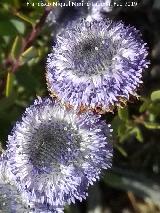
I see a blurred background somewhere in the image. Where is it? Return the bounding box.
[0,0,160,212]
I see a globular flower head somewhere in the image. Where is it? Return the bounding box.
[0,153,56,213]
[0,156,37,213]
[0,179,30,213]
[46,2,88,37]
[46,18,149,113]
[6,98,113,211]
[87,0,112,22]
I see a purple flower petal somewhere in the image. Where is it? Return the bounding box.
[46,18,149,112]
[6,97,113,210]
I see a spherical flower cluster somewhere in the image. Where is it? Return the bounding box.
[0,4,150,212]
[6,98,113,211]
[0,153,54,212]
[46,18,149,113]
[87,0,112,22]
[0,179,29,213]
[0,155,41,213]
[46,1,87,36]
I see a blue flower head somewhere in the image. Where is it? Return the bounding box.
[46,18,149,113]
[0,155,38,213]
[0,179,29,213]
[6,98,113,211]
[87,0,112,22]
[0,153,57,212]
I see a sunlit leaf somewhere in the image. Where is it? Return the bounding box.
[20,46,38,65]
[5,72,14,97]
[15,12,34,26]
[118,107,128,121]
[151,90,160,101]
[10,36,22,59]
[144,122,160,130]
[139,99,150,113]
[132,127,143,143]
[118,124,126,137]
[104,167,160,206]
[115,144,128,157]
[0,21,17,35]
[10,19,25,35]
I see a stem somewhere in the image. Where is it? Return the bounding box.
[1,6,52,96]
[22,6,51,52]
[14,6,51,73]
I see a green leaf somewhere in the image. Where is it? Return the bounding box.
[20,47,38,65]
[115,144,128,157]
[15,12,34,26]
[144,122,160,130]
[2,35,10,44]
[10,36,22,59]
[104,167,160,206]
[0,18,25,36]
[10,19,25,35]
[118,125,136,143]
[149,103,160,116]
[0,95,15,112]
[16,66,39,92]
[139,100,150,113]
[132,127,143,143]
[118,124,126,137]
[5,72,14,97]
[111,116,124,138]
[148,113,155,122]
[118,107,128,121]
[151,90,160,101]
[0,21,18,36]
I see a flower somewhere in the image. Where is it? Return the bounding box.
[0,179,30,213]
[0,155,36,213]
[0,153,56,212]
[46,18,149,113]
[6,98,113,210]
[46,1,88,37]
[87,0,112,22]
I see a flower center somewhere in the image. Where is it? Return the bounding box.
[28,120,82,173]
[71,36,117,77]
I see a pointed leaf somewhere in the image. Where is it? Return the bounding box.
[5,72,14,97]
[15,12,34,26]
[10,19,25,35]
[151,90,160,101]
[118,107,128,121]
[20,47,37,65]
[10,36,22,59]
